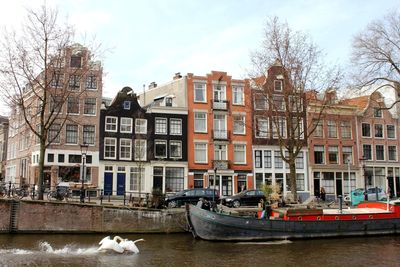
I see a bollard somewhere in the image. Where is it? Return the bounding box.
[32,184,36,200]
[338,195,343,213]
[8,181,11,197]
[100,189,103,205]
[88,192,91,202]
[375,186,379,201]
[108,192,111,202]
[123,192,126,206]
[129,193,132,204]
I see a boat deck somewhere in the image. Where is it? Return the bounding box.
[323,207,391,215]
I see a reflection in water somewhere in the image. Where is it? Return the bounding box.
[0,233,399,266]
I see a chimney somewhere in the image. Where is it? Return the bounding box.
[173,72,182,80]
[149,82,157,89]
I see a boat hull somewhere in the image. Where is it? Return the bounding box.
[187,204,400,241]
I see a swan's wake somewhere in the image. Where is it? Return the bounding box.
[0,241,99,255]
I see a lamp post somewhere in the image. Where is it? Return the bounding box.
[347,158,351,203]
[213,167,217,204]
[359,155,367,201]
[80,142,89,203]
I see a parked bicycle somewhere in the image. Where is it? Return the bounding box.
[0,182,28,199]
[47,182,71,201]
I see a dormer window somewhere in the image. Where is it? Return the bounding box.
[123,101,131,110]
[274,80,283,91]
[373,108,382,118]
[166,97,173,107]
[70,56,82,68]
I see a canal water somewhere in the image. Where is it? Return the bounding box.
[0,233,399,267]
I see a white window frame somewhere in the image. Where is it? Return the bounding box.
[194,142,208,163]
[105,116,118,132]
[233,114,245,135]
[388,145,397,161]
[134,139,147,161]
[256,118,269,138]
[234,144,246,164]
[194,83,207,103]
[154,140,167,159]
[119,138,132,160]
[123,101,131,110]
[374,124,384,138]
[135,118,147,134]
[274,80,283,91]
[170,140,182,159]
[120,117,133,133]
[376,144,385,161]
[194,112,207,133]
[232,86,244,105]
[104,137,117,159]
[83,98,96,115]
[66,124,78,144]
[272,117,286,139]
[387,125,396,139]
[155,117,168,135]
[214,144,227,161]
[170,118,182,135]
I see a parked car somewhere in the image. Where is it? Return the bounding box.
[165,188,220,208]
[344,187,387,204]
[220,189,266,208]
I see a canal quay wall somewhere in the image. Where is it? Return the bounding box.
[0,199,187,234]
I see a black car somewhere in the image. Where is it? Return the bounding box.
[165,188,220,208]
[220,189,266,208]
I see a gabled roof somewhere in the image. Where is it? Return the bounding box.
[340,95,369,109]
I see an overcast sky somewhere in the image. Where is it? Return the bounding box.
[1,0,399,115]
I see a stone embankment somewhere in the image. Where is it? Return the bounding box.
[0,199,187,234]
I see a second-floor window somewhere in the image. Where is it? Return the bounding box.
[341,121,351,139]
[327,121,337,138]
[155,140,167,158]
[84,98,96,115]
[387,125,396,139]
[233,115,245,134]
[86,75,97,89]
[314,145,325,164]
[254,94,268,110]
[254,150,262,168]
[363,144,372,160]
[328,146,338,164]
[232,86,244,105]
[194,83,206,102]
[83,125,95,145]
[313,120,323,137]
[234,144,246,164]
[170,141,182,159]
[69,75,80,90]
[120,117,133,133]
[135,119,147,134]
[361,123,371,137]
[104,138,116,159]
[155,118,167,134]
[67,97,79,114]
[194,142,207,163]
[389,146,397,161]
[213,84,226,102]
[48,124,61,144]
[66,124,78,144]
[272,117,286,139]
[256,118,268,138]
[170,119,182,135]
[134,139,147,161]
[194,112,207,133]
[214,144,227,161]
[105,116,117,132]
[374,124,383,138]
[376,145,385,160]
[342,146,353,164]
[119,139,132,160]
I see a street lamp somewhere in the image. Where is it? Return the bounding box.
[359,155,367,201]
[80,142,89,203]
[347,158,351,203]
[213,168,217,204]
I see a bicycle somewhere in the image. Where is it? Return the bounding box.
[47,184,71,201]
[0,182,27,199]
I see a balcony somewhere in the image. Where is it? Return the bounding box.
[213,160,230,170]
[212,130,230,140]
[212,99,229,111]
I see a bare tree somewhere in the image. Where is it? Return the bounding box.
[250,17,341,202]
[351,10,400,106]
[0,5,101,199]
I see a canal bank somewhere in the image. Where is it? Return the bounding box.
[0,199,187,234]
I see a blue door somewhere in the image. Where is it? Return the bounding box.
[104,172,113,196]
[117,173,126,196]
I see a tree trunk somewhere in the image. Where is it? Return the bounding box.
[289,161,298,203]
[38,138,46,200]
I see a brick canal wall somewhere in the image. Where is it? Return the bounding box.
[0,199,186,234]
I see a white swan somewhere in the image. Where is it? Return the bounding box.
[119,238,145,254]
[98,236,124,253]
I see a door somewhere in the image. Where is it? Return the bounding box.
[314,179,320,198]
[104,172,113,196]
[388,176,394,198]
[222,176,232,196]
[336,179,342,197]
[117,173,126,196]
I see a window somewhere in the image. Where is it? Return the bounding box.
[48,124,61,144]
[374,124,383,138]
[327,121,337,138]
[129,167,145,191]
[295,152,304,169]
[363,144,372,160]
[233,115,245,134]
[166,167,184,192]
[374,108,382,118]
[313,120,323,137]
[155,118,167,134]
[58,154,65,163]
[66,124,78,144]
[273,95,285,110]
[165,97,173,106]
[83,125,95,144]
[254,150,262,168]
[119,139,132,160]
[254,94,267,110]
[49,96,63,114]
[105,116,117,132]
[272,117,286,138]
[47,153,54,163]
[234,144,246,164]
[213,84,226,102]
[214,145,227,160]
[194,112,207,133]
[84,98,96,115]
[194,142,207,163]
[170,119,182,135]
[314,145,325,164]
[296,173,305,191]
[135,119,147,134]
[274,151,283,168]
[68,155,82,163]
[264,150,272,168]
[194,173,204,188]
[86,75,97,89]
[51,72,63,88]
[328,146,338,164]
[120,117,133,133]
[342,146,353,164]
[155,140,167,158]
[232,86,244,105]
[387,125,396,139]
[289,95,303,111]
[291,117,304,139]
[104,138,117,159]
[70,56,82,68]
[376,145,384,160]
[389,146,397,161]
[123,101,131,110]
[67,97,79,114]
[274,80,283,91]
[256,118,268,138]
[69,75,80,90]
[134,139,147,161]
[341,121,351,139]
[194,83,206,102]
[362,123,371,137]
[170,141,182,158]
